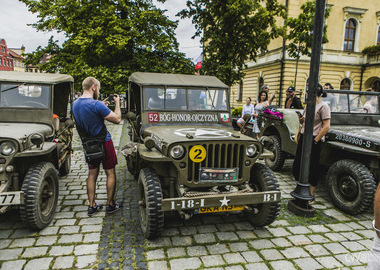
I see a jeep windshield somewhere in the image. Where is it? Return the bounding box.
[144,87,228,111]
[323,90,379,114]
[0,83,50,109]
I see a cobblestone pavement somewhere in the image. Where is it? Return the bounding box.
[0,121,376,269]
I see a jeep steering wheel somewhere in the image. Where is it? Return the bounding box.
[19,101,46,108]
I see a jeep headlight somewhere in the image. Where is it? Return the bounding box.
[170,145,185,159]
[246,144,257,158]
[1,142,17,156]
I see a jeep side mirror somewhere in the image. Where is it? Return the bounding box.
[64,119,75,128]
[126,112,136,121]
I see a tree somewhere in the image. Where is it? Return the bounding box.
[179,0,286,86]
[285,0,330,89]
[21,0,194,92]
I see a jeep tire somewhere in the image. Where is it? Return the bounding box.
[59,153,71,176]
[264,135,285,171]
[20,162,59,230]
[245,163,280,227]
[326,159,376,215]
[138,168,164,239]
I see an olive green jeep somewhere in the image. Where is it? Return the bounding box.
[259,89,380,215]
[0,71,74,229]
[122,72,281,239]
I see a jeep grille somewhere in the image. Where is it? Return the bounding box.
[187,143,245,183]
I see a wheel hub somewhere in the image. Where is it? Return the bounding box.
[338,175,358,200]
[39,177,54,215]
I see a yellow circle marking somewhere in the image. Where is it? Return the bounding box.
[189,145,207,163]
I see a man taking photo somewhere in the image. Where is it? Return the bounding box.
[72,77,122,216]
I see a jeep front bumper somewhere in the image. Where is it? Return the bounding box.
[162,190,280,211]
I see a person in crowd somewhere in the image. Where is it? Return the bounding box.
[72,77,122,216]
[322,83,337,111]
[285,86,303,109]
[292,85,330,200]
[362,88,378,114]
[237,97,254,134]
[367,185,380,269]
[261,84,276,105]
[252,90,269,139]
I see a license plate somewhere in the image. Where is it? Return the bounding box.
[199,168,239,183]
[194,205,244,214]
[0,191,23,206]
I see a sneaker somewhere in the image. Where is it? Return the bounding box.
[88,204,103,217]
[106,202,123,214]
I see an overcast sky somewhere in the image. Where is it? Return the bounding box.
[0,0,202,62]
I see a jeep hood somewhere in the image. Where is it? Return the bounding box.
[0,123,54,141]
[329,125,380,143]
[143,125,255,146]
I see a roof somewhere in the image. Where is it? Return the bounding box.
[129,72,228,88]
[8,49,24,59]
[0,71,74,84]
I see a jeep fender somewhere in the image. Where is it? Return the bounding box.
[138,144,170,162]
[261,123,296,156]
[15,142,59,169]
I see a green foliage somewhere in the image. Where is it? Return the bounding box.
[362,45,380,56]
[285,0,330,59]
[179,0,286,86]
[232,107,242,117]
[21,0,194,92]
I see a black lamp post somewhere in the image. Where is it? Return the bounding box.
[288,0,326,217]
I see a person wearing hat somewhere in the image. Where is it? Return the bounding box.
[285,86,303,109]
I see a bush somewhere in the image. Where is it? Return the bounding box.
[362,45,380,56]
[232,107,242,117]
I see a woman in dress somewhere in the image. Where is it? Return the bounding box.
[252,90,269,139]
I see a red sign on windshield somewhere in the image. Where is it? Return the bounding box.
[148,113,159,123]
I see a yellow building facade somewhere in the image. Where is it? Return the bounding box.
[230,0,380,108]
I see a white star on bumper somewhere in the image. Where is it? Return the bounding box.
[219,196,230,207]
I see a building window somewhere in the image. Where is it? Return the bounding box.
[372,79,380,92]
[236,80,243,102]
[377,25,380,45]
[344,19,356,51]
[340,78,351,90]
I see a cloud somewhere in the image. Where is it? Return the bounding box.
[0,0,64,53]
[154,0,202,61]
[1,0,202,60]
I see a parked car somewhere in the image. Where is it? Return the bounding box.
[258,89,380,215]
[122,72,280,239]
[0,71,74,229]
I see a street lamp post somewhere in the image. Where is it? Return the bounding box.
[288,0,326,217]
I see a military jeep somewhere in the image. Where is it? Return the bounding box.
[0,71,74,229]
[122,72,281,239]
[259,89,380,215]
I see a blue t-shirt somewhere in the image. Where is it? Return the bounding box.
[72,98,112,141]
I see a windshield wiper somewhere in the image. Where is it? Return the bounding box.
[1,83,26,93]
